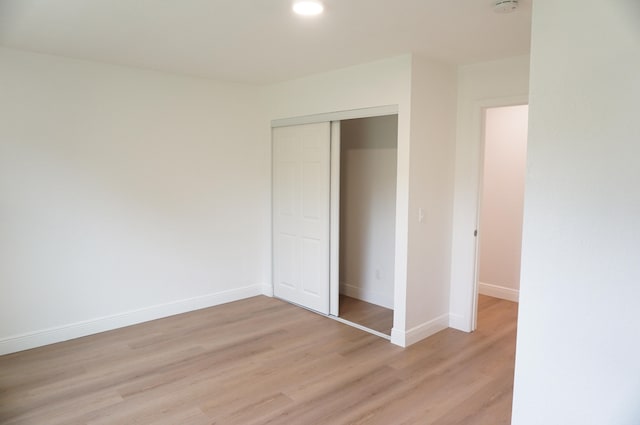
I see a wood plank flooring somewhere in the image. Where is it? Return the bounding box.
[339,294,394,335]
[0,295,518,424]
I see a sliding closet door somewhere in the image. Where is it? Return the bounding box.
[272,122,331,314]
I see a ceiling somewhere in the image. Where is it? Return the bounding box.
[0,0,532,84]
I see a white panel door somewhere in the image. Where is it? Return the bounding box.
[273,122,331,314]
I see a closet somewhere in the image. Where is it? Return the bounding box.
[272,113,398,337]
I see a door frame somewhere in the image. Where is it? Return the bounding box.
[329,121,341,316]
[470,96,528,330]
[271,105,398,129]
[271,105,399,324]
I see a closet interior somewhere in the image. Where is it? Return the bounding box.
[337,115,397,336]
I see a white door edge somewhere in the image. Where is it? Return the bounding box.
[329,121,341,317]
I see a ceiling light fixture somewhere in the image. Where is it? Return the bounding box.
[293,0,324,17]
[494,0,519,13]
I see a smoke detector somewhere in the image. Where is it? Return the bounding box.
[494,0,519,13]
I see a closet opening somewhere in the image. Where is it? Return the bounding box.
[336,115,397,336]
[271,106,400,341]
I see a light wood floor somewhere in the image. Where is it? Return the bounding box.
[0,295,517,425]
[339,294,394,335]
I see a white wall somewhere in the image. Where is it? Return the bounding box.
[399,55,457,345]
[449,55,530,331]
[0,47,269,354]
[478,105,528,301]
[339,115,397,309]
[512,1,640,424]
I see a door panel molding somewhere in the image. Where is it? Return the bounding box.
[272,123,331,314]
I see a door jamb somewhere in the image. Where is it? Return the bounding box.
[271,105,398,128]
[329,121,341,316]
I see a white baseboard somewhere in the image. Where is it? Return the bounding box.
[390,313,449,347]
[261,284,274,297]
[0,283,265,356]
[449,313,471,332]
[340,283,393,309]
[478,282,519,302]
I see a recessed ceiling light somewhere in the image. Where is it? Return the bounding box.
[293,0,324,17]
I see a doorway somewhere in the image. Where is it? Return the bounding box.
[475,104,528,325]
[271,109,398,339]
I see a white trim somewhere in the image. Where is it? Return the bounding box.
[330,316,391,341]
[261,283,274,297]
[339,283,393,310]
[0,284,265,355]
[270,127,276,305]
[449,313,470,332]
[478,282,519,303]
[271,105,399,128]
[329,121,341,317]
[390,313,450,347]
